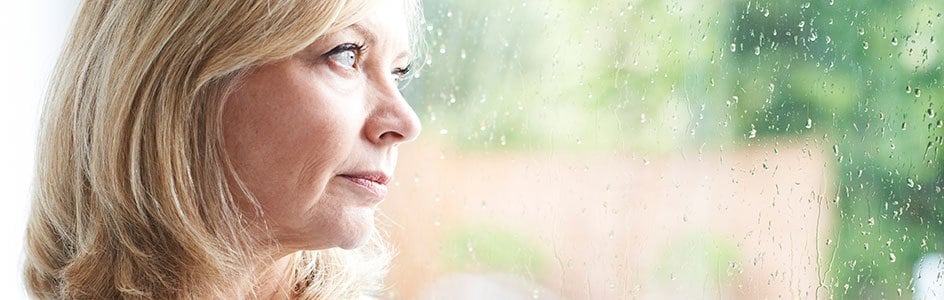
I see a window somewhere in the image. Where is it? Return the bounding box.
[386,0,944,298]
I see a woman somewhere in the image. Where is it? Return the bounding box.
[24,0,423,298]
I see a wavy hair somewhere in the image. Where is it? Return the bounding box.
[24,0,423,298]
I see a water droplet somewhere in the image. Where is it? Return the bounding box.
[906,85,912,94]
[862,41,870,49]
[891,36,899,46]
[730,43,737,52]
[914,88,921,97]
[928,108,936,118]
[908,178,916,188]
[806,118,813,129]
[889,253,897,262]
[798,20,806,28]
[749,124,757,139]
[858,28,865,35]
[867,217,875,225]
[754,46,761,55]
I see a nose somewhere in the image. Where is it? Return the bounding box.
[363,81,422,146]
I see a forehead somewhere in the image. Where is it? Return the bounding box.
[353,0,411,51]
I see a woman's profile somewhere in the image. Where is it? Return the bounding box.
[24,0,423,298]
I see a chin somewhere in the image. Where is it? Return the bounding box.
[333,206,377,250]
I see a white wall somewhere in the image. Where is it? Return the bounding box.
[0,1,78,297]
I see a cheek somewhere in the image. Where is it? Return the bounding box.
[222,71,358,223]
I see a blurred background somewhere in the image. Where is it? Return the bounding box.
[4,0,943,299]
[384,0,944,299]
[1,1,77,299]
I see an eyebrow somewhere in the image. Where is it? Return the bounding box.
[347,24,412,62]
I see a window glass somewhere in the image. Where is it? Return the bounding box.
[383,0,944,299]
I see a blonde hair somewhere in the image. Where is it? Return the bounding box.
[24,0,423,298]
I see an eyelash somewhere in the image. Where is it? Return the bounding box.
[393,64,413,82]
[324,42,413,82]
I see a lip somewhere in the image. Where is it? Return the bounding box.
[338,172,390,200]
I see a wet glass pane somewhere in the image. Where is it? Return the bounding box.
[383,0,944,299]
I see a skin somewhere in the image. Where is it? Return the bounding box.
[223,0,420,261]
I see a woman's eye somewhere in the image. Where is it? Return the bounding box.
[329,50,357,68]
[393,64,413,83]
[325,43,364,69]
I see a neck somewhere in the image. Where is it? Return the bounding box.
[252,253,297,299]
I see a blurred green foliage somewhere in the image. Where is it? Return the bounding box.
[655,233,739,288]
[440,225,547,276]
[406,0,944,298]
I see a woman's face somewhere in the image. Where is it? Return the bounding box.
[223,1,420,251]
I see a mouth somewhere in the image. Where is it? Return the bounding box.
[338,172,390,200]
